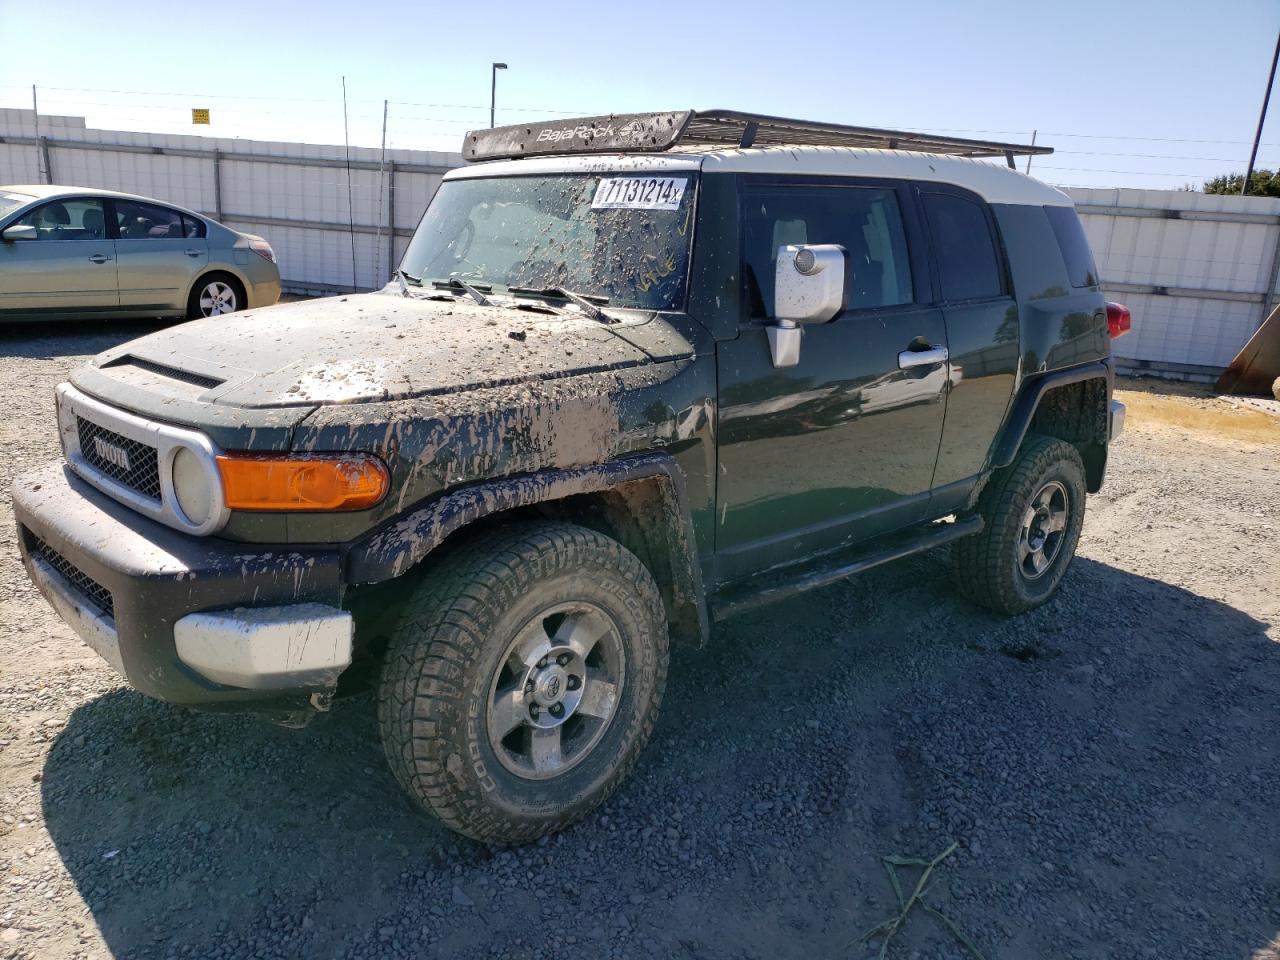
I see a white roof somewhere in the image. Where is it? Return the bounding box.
[446,146,1072,208]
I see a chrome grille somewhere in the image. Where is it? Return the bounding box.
[76,416,162,501]
[24,529,115,621]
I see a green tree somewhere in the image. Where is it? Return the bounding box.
[1203,169,1280,197]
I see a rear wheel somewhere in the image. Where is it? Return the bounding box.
[954,435,1087,615]
[377,521,668,845]
[187,274,244,318]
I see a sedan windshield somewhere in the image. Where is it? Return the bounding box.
[400,173,696,311]
[0,192,35,219]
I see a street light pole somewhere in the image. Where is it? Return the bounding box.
[490,62,508,128]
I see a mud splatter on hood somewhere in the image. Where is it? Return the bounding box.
[87,292,684,409]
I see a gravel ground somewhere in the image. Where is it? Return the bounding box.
[2,320,1279,960]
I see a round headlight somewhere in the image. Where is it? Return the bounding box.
[172,448,214,526]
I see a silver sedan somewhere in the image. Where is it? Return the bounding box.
[0,185,280,321]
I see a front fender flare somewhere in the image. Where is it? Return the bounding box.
[343,453,709,645]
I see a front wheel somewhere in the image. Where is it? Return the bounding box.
[954,435,1087,615]
[377,522,668,845]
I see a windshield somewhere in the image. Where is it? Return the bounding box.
[400,173,696,311]
[0,192,35,220]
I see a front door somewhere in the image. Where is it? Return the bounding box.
[110,198,208,312]
[715,178,949,581]
[0,197,118,316]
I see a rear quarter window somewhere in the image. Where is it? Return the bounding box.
[1044,205,1098,288]
[921,192,1005,302]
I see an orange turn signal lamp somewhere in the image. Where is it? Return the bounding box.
[216,453,389,512]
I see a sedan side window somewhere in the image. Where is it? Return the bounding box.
[15,198,107,241]
[114,199,186,240]
[742,184,914,318]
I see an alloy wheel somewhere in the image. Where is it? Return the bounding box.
[198,281,238,316]
[486,602,626,780]
[1017,479,1069,580]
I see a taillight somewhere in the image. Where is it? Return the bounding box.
[1106,302,1131,339]
[249,238,276,263]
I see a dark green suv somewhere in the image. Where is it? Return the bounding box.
[13,111,1129,845]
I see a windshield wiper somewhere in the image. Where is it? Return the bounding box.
[430,276,493,306]
[508,286,618,325]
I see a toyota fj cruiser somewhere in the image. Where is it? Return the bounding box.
[13,110,1129,845]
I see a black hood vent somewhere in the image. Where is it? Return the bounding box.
[102,356,225,392]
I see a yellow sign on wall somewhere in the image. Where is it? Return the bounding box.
[191,108,210,125]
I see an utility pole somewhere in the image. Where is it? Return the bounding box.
[490,62,508,128]
[1243,29,1280,196]
[31,84,51,184]
[376,99,389,285]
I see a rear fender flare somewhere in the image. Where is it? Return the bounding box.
[991,359,1113,469]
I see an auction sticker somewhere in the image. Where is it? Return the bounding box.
[592,176,687,210]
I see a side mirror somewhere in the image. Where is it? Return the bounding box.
[2,224,37,242]
[767,244,847,367]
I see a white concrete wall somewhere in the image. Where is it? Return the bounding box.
[1,108,1275,376]
[1065,187,1280,376]
[0,108,460,294]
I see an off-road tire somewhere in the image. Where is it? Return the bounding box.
[377,521,668,845]
[954,435,1087,615]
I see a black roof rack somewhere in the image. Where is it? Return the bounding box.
[463,109,1052,169]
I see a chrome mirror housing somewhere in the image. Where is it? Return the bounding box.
[768,244,847,367]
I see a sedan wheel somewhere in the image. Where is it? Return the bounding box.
[197,280,238,316]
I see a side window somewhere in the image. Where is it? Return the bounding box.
[1043,205,1098,288]
[181,214,207,239]
[114,199,186,240]
[742,184,913,317]
[15,198,107,241]
[921,192,1004,302]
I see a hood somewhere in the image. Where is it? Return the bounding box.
[83,292,692,411]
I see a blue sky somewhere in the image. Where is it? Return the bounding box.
[1,0,1278,190]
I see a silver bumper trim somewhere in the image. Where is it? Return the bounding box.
[174,603,353,690]
[1109,399,1126,439]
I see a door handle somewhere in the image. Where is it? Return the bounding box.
[898,345,949,369]
[88,253,111,264]
[185,249,202,258]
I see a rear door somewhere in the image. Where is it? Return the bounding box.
[917,187,1021,511]
[714,177,950,580]
[0,197,118,316]
[109,199,208,313]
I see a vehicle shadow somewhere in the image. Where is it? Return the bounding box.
[39,553,1280,959]
[0,318,183,358]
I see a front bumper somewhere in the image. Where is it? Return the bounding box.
[14,460,348,711]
